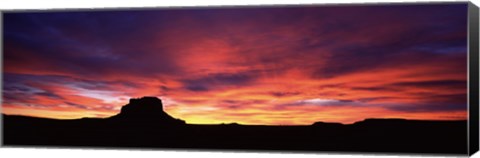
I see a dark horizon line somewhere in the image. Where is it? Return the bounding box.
[1,113,467,126]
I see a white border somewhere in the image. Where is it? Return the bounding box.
[0,0,475,10]
[0,0,478,158]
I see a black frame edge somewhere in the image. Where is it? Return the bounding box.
[0,11,3,147]
[468,1,479,156]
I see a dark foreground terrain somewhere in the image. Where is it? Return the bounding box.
[2,97,467,155]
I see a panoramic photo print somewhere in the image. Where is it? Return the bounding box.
[2,2,471,155]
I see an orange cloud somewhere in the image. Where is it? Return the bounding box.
[2,4,469,125]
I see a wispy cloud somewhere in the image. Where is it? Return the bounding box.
[282,98,358,106]
[2,4,468,124]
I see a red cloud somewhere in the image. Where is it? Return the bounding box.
[3,4,468,124]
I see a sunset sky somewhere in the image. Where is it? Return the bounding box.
[3,3,469,125]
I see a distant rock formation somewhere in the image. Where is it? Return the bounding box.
[352,118,410,126]
[109,96,185,125]
[312,121,343,127]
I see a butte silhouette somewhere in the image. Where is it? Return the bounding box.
[2,96,469,155]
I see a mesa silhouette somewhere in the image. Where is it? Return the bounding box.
[2,97,467,155]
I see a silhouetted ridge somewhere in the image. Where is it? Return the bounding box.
[109,96,185,125]
[1,97,468,154]
[352,118,459,125]
[312,121,343,127]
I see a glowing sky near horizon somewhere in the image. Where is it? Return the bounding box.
[2,4,469,125]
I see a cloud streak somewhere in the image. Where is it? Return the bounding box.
[2,4,469,125]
